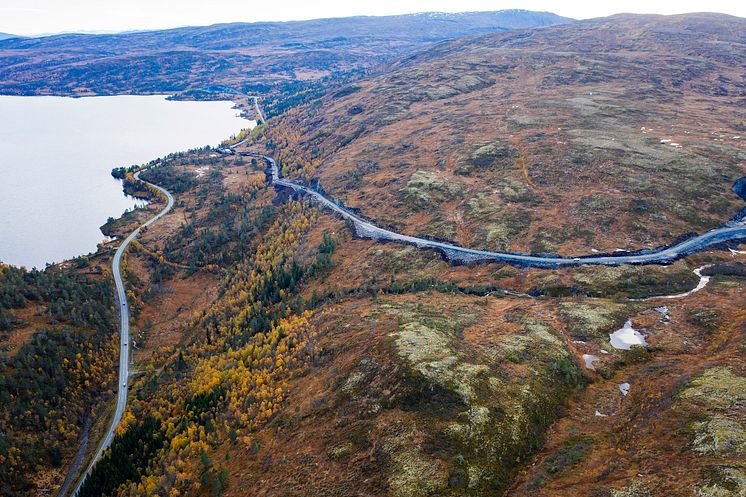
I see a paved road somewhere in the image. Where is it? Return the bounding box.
[252,96,266,124]
[67,96,256,496]
[69,170,174,497]
[236,151,746,267]
[64,97,742,492]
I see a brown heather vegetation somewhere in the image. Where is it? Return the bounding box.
[263,13,745,256]
[2,12,745,497]
[0,11,567,99]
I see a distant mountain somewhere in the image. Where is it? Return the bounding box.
[0,33,16,41]
[0,10,570,96]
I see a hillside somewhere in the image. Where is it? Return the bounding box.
[0,10,569,97]
[2,11,746,497]
[264,13,746,256]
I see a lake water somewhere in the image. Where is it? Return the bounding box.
[0,95,249,269]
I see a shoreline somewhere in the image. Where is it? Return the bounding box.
[0,93,250,269]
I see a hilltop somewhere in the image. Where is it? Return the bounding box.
[264,12,746,256]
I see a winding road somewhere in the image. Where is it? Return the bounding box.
[66,91,261,497]
[241,151,746,267]
[69,171,174,497]
[234,99,746,267]
[66,95,743,495]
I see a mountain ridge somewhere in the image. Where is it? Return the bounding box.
[0,10,570,97]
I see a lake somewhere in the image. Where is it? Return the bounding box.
[0,95,250,269]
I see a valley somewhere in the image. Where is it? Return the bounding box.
[0,9,744,497]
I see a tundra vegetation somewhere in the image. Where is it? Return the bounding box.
[1,12,746,497]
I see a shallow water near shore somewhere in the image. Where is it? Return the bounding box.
[0,95,248,268]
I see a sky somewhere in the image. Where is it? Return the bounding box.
[1,0,744,36]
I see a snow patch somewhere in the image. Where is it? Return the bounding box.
[583,354,599,370]
[654,265,711,300]
[609,320,647,350]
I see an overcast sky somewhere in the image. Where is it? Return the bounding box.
[2,0,744,36]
